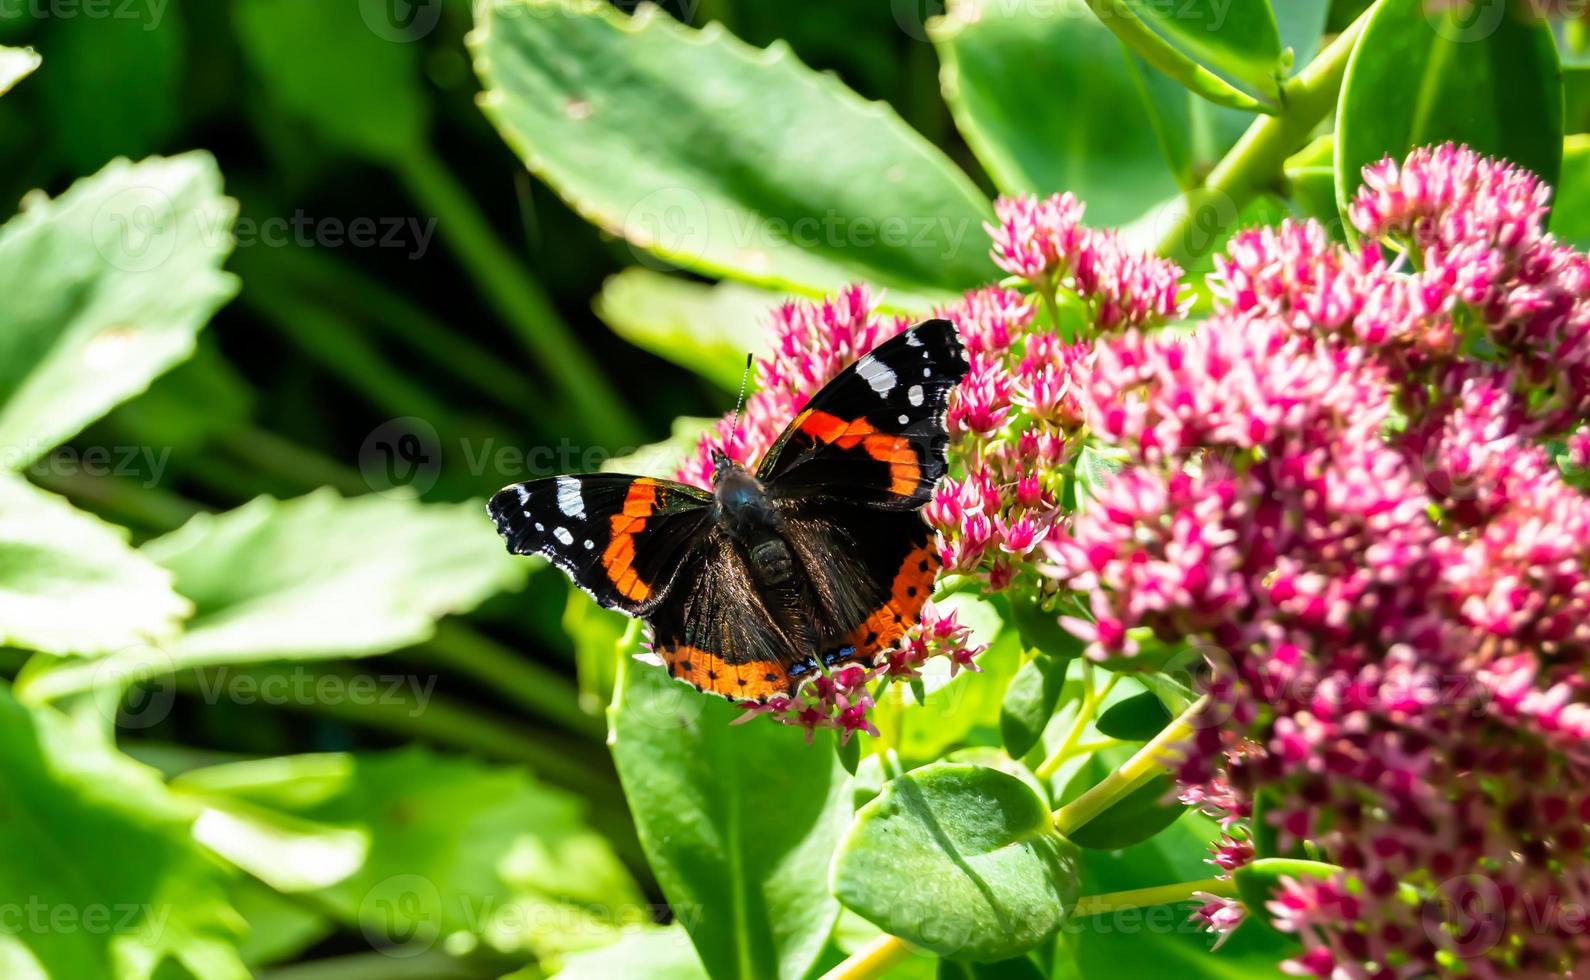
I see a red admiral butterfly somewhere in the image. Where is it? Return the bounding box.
[489,319,968,702]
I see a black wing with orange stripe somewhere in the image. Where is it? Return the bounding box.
[487,475,712,616]
[757,318,968,509]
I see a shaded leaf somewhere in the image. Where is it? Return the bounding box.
[0,153,238,471]
[932,0,1179,224]
[1116,0,1285,102]
[1335,0,1562,216]
[1001,651,1075,760]
[0,472,189,657]
[471,0,994,303]
[832,762,1081,963]
[233,0,428,160]
[1057,747,1186,850]
[611,654,849,980]
[594,268,778,392]
[0,683,248,979]
[1094,690,1171,742]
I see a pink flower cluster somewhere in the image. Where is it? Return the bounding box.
[675,287,984,741]
[1036,145,1590,976]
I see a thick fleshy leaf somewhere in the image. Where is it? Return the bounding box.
[1335,0,1562,215]
[0,45,39,95]
[548,925,705,980]
[594,268,778,392]
[0,684,249,979]
[610,655,849,980]
[173,748,645,962]
[0,473,189,657]
[0,153,238,471]
[471,0,994,302]
[932,0,1179,225]
[233,0,428,160]
[832,762,1081,962]
[1000,650,1075,760]
[1094,690,1171,742]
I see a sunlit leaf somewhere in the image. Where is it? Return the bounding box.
[594,268,779,392]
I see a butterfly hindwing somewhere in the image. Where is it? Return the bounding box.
[488,474,712,616]
[757,318,968,509]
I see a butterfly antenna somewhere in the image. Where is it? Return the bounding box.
[728,353,753,437]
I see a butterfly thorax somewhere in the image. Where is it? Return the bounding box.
[712,461,798,589]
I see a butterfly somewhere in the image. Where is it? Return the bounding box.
[488,318,969,702]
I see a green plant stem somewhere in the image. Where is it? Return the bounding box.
[422,620,603,739]
[1052,696,1205,834]
[1081,0,1275,113]
[1034,667,1120,780]
[1072,876,1237,917]
[395,145,644,446]
[1154,5,1374,263]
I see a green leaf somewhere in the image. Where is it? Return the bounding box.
[1551,134,1590,250]
[1001,651,1075,760]
[610,654,849,980]
[471,0,995,303]
[550,924,706,980]
[1284,134,1341,229]
[0,45,39,95]
[1117,0,1285,101]
[1007,593,1087,660]
[931,0,1180,225]
[174,748,645,963]
[0,473,189,657]
[37,6,185,170]
[1094,690,1171,742]
[233,0,428,160]
[600,415,719,480]
[1273,0,1332,68]
[833,762,1081,962]
[939,955,1046,980]
[0,153,238,472]
[594,268,778,392]
[1335,0,1563,217]
[145,490,524,663]
[228,878,330,969]
[0,683,249,979]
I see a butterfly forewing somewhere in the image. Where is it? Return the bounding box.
[757,318,968,509]
[487,474,713,616]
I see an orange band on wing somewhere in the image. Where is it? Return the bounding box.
[845,543,940,656]
[659,645,791,702]
[795,409,921,497]
[601,478,658,602]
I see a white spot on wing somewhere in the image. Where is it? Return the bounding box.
[923,367,932,378]
[584,539,595,549]
[908,384,925,406]
[553,526,574,546]
[555,477,586,520]
[534,522,544,532]
[905,331,923,346]
[856,354,896,395]
[899,414,910,424]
